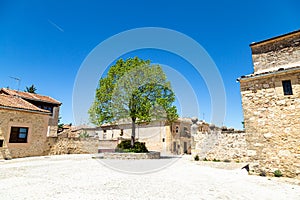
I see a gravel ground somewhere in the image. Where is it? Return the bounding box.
[0,154,299,200]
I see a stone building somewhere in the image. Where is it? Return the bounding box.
[99,120,171,154]
[98,118,193,155]
[0,88,62,137]
[171,118,192,154]
[0,89,61,159]
[239,30,300,177]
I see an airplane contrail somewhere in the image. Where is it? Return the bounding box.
[48,19,64,32]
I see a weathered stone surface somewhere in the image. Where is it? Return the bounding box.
[0,108,51,158]
[251,31,300,74]
[192,129,248,162]
[240,30,300,178]
[49,137,98,155]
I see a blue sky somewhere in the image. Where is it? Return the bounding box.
[1,0,299,129]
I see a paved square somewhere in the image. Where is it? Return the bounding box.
[0,154,299,200]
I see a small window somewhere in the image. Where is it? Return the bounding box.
[175,126,179,133]
[9,127,28,143]
[282,80,293,95]
[162,138,165,142]
[0,140,3,147]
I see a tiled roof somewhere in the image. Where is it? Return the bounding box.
[0,88,61,105]
[238,66,300,81]
[0,94,50,114]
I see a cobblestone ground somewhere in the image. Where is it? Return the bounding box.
[0,154,299,200]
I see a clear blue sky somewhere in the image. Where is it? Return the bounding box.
[1,0,299,129]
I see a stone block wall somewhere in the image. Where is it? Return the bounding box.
[49,137,98,155]
[192,131,247,162]
[0,109,51,159]
[251,31,300,74]
[240,71,300,178]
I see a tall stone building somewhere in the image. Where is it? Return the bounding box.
[239,30,300,177]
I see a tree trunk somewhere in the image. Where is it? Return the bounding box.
[131,118,136,147]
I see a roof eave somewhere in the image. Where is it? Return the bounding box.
[22,97,62,105]
[238,66,300,82]
[250,29,300,47]
[0,105,51,115]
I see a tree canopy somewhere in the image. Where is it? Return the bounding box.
[89,57,178,145]
[25,84,37,93]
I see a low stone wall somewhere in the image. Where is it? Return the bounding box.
[103,151,160,159]
[192,131,247,162]
[49,137,98,155]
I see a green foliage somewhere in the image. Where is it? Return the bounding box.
[117,140,132,149]
[223,159,231,163]
[194,155,199,161]
[79,131,89,138]
[89,57,178,146]
[203,157,208,161]
[213,158,221,162]
[89,57,178,126]
[25,84,37,93]
[117,140,148,153]
[58,116,64,129]
[274,169,282,177]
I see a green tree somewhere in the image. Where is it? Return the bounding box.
[25,84,37,93]
[89,57,178,146]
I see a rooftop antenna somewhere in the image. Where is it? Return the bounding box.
[9,76,21,91]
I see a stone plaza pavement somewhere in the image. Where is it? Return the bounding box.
[0,154,299,200]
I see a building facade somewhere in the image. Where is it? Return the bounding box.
[98,118,193,155]
[0,88,61,137]
[171,118,192,154]
[0,94,52,159]
[0,89,61,159]
[239,30,300,177]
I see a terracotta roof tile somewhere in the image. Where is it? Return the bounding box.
[0,94,50,114]
[0,88,61,105]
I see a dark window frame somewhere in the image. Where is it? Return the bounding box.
[282,80,293,95]
[9,127,29,143]
[175,126,179,133]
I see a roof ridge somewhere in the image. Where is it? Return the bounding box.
[1,88,61,105]
[0,93,50,114]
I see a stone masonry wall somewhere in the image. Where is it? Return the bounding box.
[251,31,300,74]
[192,131,247,162]
[0,109,51,159]
[49,137,98,155]
[240,71,300,178]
